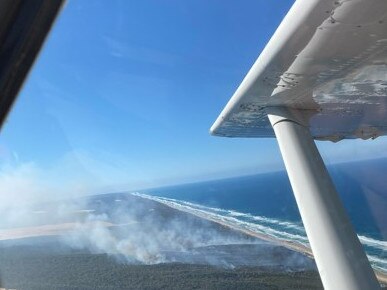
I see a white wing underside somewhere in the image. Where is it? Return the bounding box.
[210,0,387,142]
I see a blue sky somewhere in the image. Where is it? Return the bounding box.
[0,0,387,194]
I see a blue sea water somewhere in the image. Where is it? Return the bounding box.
[141,158,387,273]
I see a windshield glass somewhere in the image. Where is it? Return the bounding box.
[0,1,385,289]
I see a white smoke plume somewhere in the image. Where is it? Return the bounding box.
[0,162,252,265]
[0,160,316,270]
[60,195,253,264]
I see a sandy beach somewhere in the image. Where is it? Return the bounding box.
[0,221,114,241]
[154,198,387,285]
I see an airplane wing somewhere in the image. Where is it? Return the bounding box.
[210,1,386,289]
[210,0,387,142]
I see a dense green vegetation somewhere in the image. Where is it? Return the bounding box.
[0,250,323,290]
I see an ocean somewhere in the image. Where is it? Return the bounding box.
[141,158,387,273]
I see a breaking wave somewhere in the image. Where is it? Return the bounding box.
[133,192,387,274]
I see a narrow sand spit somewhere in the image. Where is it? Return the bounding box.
[0,221,114,241]
[156,199,387,285]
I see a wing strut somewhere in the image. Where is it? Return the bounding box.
[267,108,380,290]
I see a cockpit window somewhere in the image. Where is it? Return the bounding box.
[0,1,385,289]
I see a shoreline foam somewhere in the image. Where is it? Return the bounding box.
[135,193,387,285]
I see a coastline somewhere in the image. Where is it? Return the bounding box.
[155,197,387,285]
